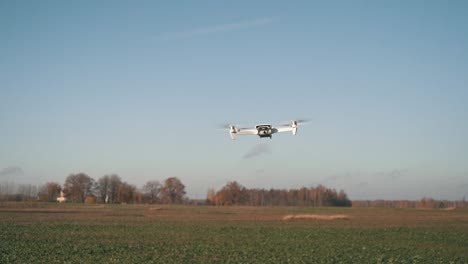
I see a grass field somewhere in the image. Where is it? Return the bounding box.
[1,203,467,263]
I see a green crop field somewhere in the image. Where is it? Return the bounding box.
[1,203,467,263]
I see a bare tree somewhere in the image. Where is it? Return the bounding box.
[0,182,15,202]
[17,184,38,201]
[108,174,122,204]
[97,175,111,203]
[143,180,161,203]
[160,177,186,204]
[96,174,126,203]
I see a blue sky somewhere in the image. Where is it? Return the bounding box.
[1,1,467,200]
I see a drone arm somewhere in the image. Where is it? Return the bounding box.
[228,126,257,140]
[275,121,298,135]
[276,127,293,133]
[236,129,258,135]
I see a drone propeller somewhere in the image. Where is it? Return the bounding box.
[218,124,232,129]
[280,119,310,126]
[217,124,250,131]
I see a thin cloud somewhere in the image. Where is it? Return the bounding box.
[243,143,271,159]
[157,18,275,41]
[0,166,24,177]
[356,181,369,187]
[373,169,407,181]
[322,169,406,184]
[323,173,352,183]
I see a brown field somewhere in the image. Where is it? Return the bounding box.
[2,202,465,226]
[1,202,467,231]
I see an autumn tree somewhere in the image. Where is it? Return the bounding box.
[119,182,137,204]
[206,188,216,205]
[336,189,352,207]
[64,173,95,203]
[215,181,247,206]
[38,182,61,202]
[210,182,352,207]
[160,177,186,204]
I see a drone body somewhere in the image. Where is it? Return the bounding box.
[227,120,305,140]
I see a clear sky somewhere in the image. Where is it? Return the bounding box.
[1,0,467,200]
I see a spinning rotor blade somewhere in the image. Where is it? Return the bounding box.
[218,124,234,129]
[218,124,251,132]
[296,119,309,124]
[219,124,228,129]
[279,119,310,126]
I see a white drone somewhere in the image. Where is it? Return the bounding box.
[224,120,307,140]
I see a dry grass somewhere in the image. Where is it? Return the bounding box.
[443,207,457,210]
[282,214,350,221]
[148,207,165,211]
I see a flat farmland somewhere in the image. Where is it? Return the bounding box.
[1,204,467,263]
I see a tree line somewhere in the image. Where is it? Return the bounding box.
[0,173,186,204]
[352,198,468,209]
[0,175,351,207]
[1,175,467,209]
[206,181,352,206]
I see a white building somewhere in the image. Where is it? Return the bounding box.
[57,191,67,203]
